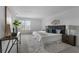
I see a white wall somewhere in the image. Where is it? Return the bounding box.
[30,19,42,31]
[7,8,13,32]
[0,6,5,38]
[42,7,79,30]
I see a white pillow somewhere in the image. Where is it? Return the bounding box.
[56,29,61,34]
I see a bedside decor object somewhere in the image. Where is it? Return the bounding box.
[13,20,21,34]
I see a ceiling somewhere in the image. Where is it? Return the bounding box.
[8,6,76,19]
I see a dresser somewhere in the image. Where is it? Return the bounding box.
[62,34,76,46]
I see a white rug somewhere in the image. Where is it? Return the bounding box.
[44,42,72,53]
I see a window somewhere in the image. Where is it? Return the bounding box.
[25,21,31,30]
[20,20,31,31]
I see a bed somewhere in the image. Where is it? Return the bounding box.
[32,30,63,53]
[32,25,75,52]
[32,25,65,44]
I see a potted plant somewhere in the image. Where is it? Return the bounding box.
[13,19,21,34]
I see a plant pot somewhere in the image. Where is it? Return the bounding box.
[13,27,18,34]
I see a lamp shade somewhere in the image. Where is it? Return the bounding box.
[5,24,11,37]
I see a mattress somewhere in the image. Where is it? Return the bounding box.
[32,31,62,44]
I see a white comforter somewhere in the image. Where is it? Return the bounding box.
[32,31,62,44]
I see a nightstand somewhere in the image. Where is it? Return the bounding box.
[62,34,76,46]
